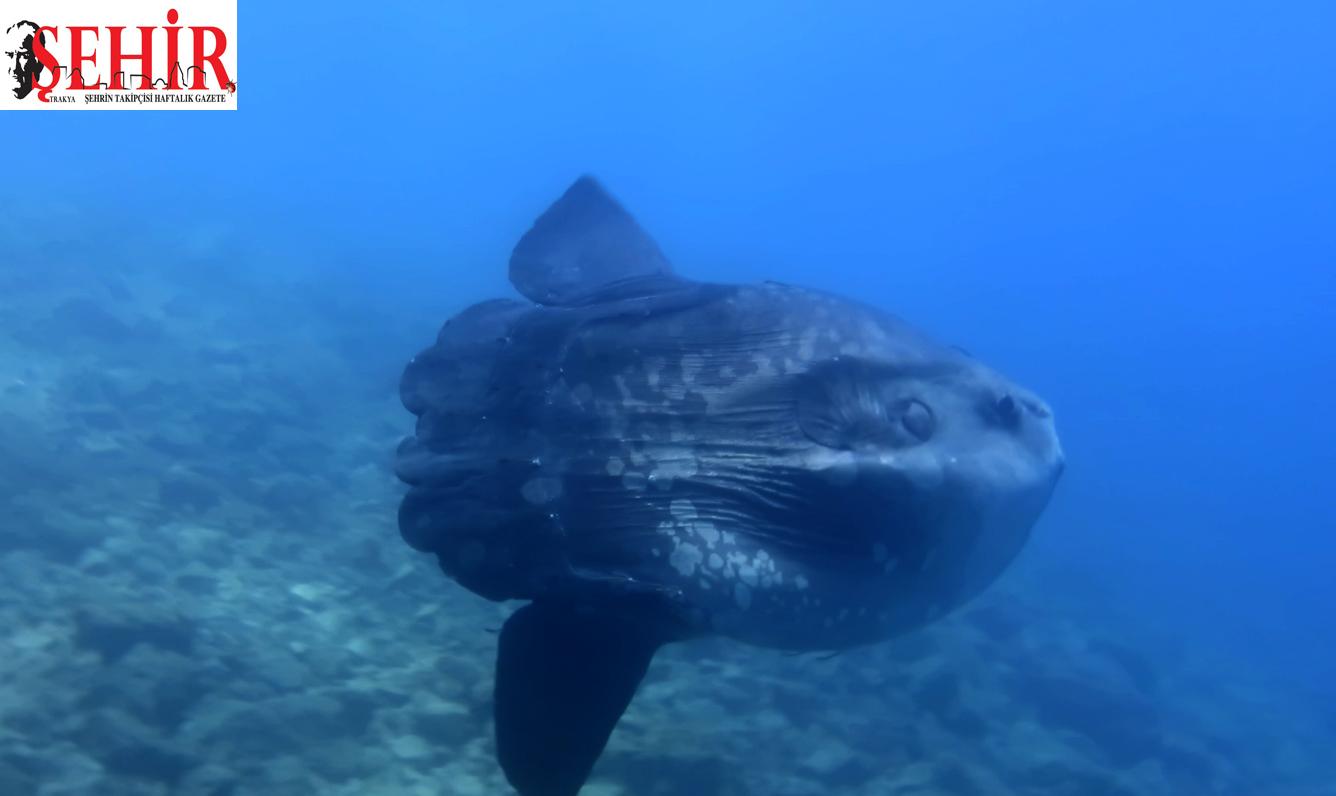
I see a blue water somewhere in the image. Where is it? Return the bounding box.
[6,1,1335,792]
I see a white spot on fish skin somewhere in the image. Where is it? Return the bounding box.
[734,583,752,610]
[621,471,648,491]
[613,374,632,402]
[708,553,724,570]
[645,356,666,388]
[795,574,810,590]
[669,543,703,576]
[521,477,563,505]
[694,521,720,547]
[738,565,759,588]
[798,328,818,362]
[860,319,887,344]
[650,456,698,489]
[606,457,625,476]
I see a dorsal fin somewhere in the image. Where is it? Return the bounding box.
[509,176,674,306]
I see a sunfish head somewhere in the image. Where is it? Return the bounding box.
[556,280,1065,649]
[741,292,1065,647]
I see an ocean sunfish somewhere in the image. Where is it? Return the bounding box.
[396,177,1064,795]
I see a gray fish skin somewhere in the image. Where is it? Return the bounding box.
[397,186,1063,651]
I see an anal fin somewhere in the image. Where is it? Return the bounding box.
[494,599,668,796]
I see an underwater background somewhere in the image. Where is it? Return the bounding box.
[3,1,1334,794]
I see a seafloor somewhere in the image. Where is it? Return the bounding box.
[2,233,1332,795]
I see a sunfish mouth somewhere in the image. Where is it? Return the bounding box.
[784,442,1063,608]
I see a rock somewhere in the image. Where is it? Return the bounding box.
[1089,639,1159,695]
[410,699,477,747]
[1018,669,1163,765]
[880,632,937,663]
[0,504,102,562]
[234,647,311,693]
[1156,741,1219,790]
[601,753,741,796]
[389,733,433,760]
[75,709,198,786]
[74,602,195,663]
[0,742,104,795]
[47,297,145,345]
[183,689,380,762]
[965,600,1026,642]
[799,738,858,777]
[158,469,224,512]
[257,474,332,518]
[177,763,240,796]
[941,706,989,740]
[101,740,196,785]
[0,761,36,794]
[912,668,960,716]
[932,757,982,796]
[337,689,383,737]
[910,666,988,740]
[1015,758,1141,796]
[77,647,212,730]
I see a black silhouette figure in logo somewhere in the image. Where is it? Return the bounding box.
[4,20,46,100]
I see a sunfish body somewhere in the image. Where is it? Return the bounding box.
[396,177,1064,795]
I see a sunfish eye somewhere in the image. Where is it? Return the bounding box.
[798,359,935,450]
[993,393,1021,429]
[900,398,935,442]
